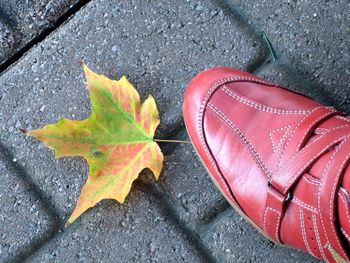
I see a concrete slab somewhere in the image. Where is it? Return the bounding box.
[0,0,82,66]
[160,142,227,224]
[0,149,57,263]
[228,0,350,112]
[201,209,321,262]
[26,190,206,263]
[0,0,265,220]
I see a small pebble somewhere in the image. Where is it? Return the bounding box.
[112,45,118,52]
[31,63,41,73]
[195,4,204,11]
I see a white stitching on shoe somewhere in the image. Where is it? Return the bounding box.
[314,127,330,135]
[341,228,350,242]
[300,208,315,256]
[304,176,320,186]
[317,140,340,252]
[294,196,318,213]
[317,137,350,259]
[221,85,310,115]
[263,206,281,241]
[296,108,337,151]
[329,150,350,257]
[208,103,271,178]
[312,214,327,260]
[276,106,323,170]
[268,124,292,153]
[336,115,350,122]
[282,136,347,193]
[198,76,271,204]
[273,124,350,193]
[338,192,350,225]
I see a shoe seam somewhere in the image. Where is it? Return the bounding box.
[338,192,350,226]
[317,137,350,260]
[329,149,350,257]
[312,213,327,260]
[300,207,315,257]
[294,196,318,213]
[263,206,281,241]
[197,76,274,205]
[221,85,310,115]
[208,102,272,178]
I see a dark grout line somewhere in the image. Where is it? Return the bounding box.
[135,181,218,263]
[214,0,271,73]
[219,0,345,115]
[136,126,226,263]
[0,142,61,262]
[197,207,234,237]
[10,230,60,263]
[0,0,92,75]
[0,142,61,222]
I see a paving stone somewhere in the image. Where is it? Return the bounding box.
[160,142,227,224]
[26,190,206,263]
[200,209,320,263]
[0,150,57,263]
[227,0,350,112]
[0,0,265,220]
[0,0,82,67]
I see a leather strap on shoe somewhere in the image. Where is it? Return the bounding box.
[263,106,350,261]
[318,137,350,260]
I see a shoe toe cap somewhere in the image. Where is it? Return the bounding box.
[183,66,252,138]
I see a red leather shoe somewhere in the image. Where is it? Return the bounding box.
[183,67,350,262]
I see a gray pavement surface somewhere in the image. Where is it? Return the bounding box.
[0,0,264,221]
[0,0,83,68]
[0,150,56,262]
[201,209,319,263]
[26,190,206,263]
[229,0,350,112]
[160,143,228,224]
[0,0,347,262]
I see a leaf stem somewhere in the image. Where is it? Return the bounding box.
[154,139,191,144]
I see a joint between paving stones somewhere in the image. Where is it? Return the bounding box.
[0,0,303,261]
[0,0,92,75]
[0,141,61,225]
[0,142,62,262]
[215,0,271,73]
[134,182,218,263]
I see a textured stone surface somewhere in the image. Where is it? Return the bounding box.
[160,142,227,224]
[0,0,347,262]
[0,0,265,220]
[26,190,205,263]
[228,0,350,112]
[201,209,321,263]
[0,149,57,263]
[0,0,82,66]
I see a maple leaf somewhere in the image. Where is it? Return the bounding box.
[27,64,164,224]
